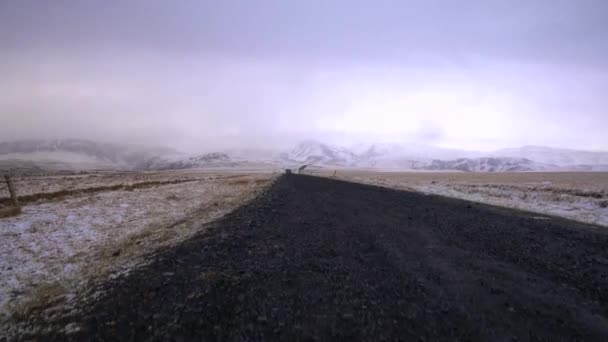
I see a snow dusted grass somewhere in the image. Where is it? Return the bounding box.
[0,171,275,326]
[322,171,608,227]
[0,171,207,198]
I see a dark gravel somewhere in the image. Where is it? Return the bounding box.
[18,174,608,341]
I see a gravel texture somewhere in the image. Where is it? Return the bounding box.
[11,174,608,341]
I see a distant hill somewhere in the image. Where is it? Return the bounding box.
[493,146,608,166]
[283,140,358,166]
[422,157,556,172]
[0,139,178,173]
[133,152,234,170]
[280,140,608,172]
[1,139,607,173]
[0,139,281,174]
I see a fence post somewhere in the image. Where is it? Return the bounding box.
[4,175,19,206]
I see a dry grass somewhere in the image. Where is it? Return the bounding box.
[227,178,252,185]
[0,206,21,218]
[0,171,219,199]
[253,178,271,185]
[225,175,271,186]
[9,282,68,321]
[0,170,276,330]
[0,178,203,206]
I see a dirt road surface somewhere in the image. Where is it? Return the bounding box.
[15,175,608,341]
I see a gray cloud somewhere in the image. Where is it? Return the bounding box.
[1,0,607,151]
[3,0,607,64]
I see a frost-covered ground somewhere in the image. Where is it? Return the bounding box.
[0,171,274,324]
[0,170,215,198]
[325,171,608,227]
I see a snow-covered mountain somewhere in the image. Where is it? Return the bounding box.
[0,139,178,172]
[421,157,556,172]
[133,152,233,170]
[494,146,608,166]
[0,139,176,164]
[222,148,283,162]
[2,139,607,173]
[285,141,608,171]
[351,143,484,169]
[355,143,478,161]
[0,139,284,173]
[283,140,358,166]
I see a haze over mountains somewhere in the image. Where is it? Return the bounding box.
[1,139,608,174]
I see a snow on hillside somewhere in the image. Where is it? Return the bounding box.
[423,157,558,172]
[0,173,274,319]
[285,140,357,166]
[355,143,479,161]
[352,143,484,169]
[0,139,176,164]
[495,146,608,166]
[0,139,178,172]
[0,152,119,171]
[299,143,608,171]
[2,139,608,172]
[223,148,283,162]
[134,153,234,170]
[284,142,563,171]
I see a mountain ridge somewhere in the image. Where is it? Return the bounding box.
[1,138,607,173]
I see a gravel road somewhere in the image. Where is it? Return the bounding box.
[16,174,608,341]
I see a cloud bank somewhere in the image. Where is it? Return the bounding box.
[1,0,607,152]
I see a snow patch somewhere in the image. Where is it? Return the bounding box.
[0,173,274,319]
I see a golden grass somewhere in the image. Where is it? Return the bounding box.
[226,178,251,185]
[225,176,270,186]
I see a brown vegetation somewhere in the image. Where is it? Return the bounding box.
[225,176,271,186]
[0,178,204,206]
[0,206,21,218]
[0,170,277,330]
[9,282,69,321]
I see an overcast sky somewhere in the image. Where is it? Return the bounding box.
[1,0,607,152]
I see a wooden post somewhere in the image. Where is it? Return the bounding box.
[4,175,18,206]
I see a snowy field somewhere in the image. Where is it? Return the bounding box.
[0,170,220,198]
[0,171,275,325]
[320,171,608,227]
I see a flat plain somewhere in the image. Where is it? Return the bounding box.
[0,170,275,326]
[3,170,608,340]
[13,174,608,341]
